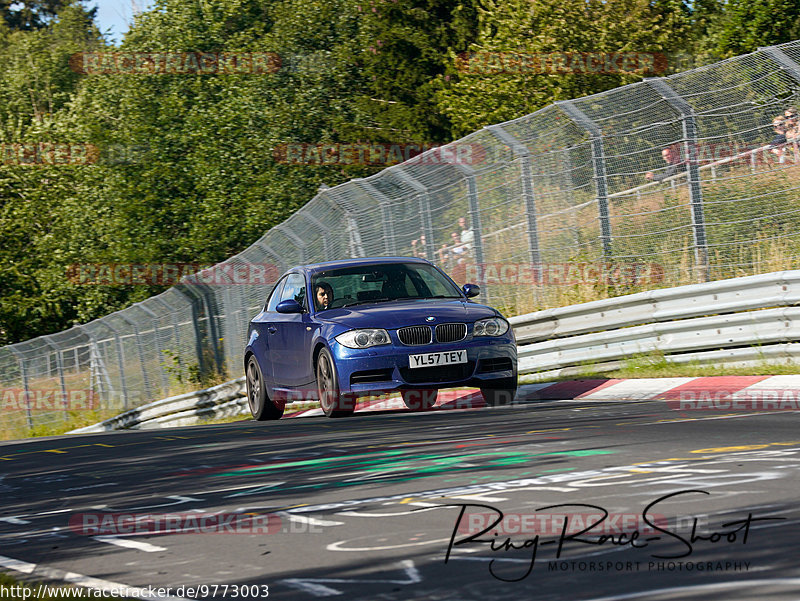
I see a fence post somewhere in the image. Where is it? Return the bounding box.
[97,319,130,410]
[298,212,332,259]
[391,168,436,262]
[354,179,397,255]
[275,223,308,264]
[450,162,488,302]
[556,100,613,259]
[255,241,286,277]
[213,261,246,377]
[134,302,169,395]
[149,296,185,382]
[761,46,800,167]
[644,77,709,283]
[41,335,69,419]
[760,46,800,84]
[321,189,365,258]
[74,324,112,402]
[115,313,153,402]
[485,124,541,270]
[8,346,33,430]
[175,283,215,377]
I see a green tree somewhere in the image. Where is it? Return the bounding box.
[1,0,76,31]
[343,0,479,144]
[0,2,102,344]
[434,0,692,136]
[697,0,800,58]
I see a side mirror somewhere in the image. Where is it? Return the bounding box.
[462,283,480,298]
[276,299,303,314]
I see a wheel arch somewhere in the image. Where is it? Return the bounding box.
[312,341,328,376]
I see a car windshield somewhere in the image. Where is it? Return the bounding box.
[311,263,463,310]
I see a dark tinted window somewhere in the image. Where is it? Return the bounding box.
[311,263,461,309]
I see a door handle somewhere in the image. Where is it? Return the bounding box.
[267,326,277,334]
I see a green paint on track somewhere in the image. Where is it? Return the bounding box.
[214,448,614,478]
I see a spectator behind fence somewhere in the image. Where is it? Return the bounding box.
[645,145,687,182]
[770,117,788,163]
[437,243,451,267]
[450,232,467,259]
[785,109,799,143]
[411,235,428,258]
[458,217,474,252]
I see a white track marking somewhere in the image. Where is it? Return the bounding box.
[199,481,286,496]
[327,537,452,552]
[0,555,35,573]
[0,516,30,524]
[35,508,72,515]
[0,554,188,600]
[107,495,203,511]
[282,560,421,597]
[92,535,167,552]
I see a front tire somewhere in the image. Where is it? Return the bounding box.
[246,356,283,420]
[316,348,355,418]
[481,377,517,407]
[401,389,438,410]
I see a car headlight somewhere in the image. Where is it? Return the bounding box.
[335,328,392,349]
[473,317,509,337]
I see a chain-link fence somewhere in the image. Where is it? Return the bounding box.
[3,41,800,436]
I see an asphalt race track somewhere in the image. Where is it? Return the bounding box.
[1,391,800,600]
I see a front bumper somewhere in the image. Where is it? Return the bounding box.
[330,335,517,395]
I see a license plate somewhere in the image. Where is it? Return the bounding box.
[409,350,467,369]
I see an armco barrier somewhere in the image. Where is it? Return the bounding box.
[512,270,800,379]
[69,270,800,432]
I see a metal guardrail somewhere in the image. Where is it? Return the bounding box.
[69,377,316,433]
[513,270,800,378]
[69,378,247,433]
[68,270,800,432]
[510,270,800,342]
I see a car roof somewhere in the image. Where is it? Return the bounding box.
[296,256,432,275]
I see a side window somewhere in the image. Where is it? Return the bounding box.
[280,273,307,311]
[265,277,287,312]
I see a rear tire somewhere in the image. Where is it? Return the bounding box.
[316,348,355,418]
[246,356,284,420]
[401,389,438,410]
[481,377,517,407]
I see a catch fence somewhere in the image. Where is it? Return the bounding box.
[3,41,800,434]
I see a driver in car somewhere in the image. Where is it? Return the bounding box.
[315,281,334,311]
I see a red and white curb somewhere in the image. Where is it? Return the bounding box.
[520,375,800,410]
[282,375,800,417]
[284,389,486,418]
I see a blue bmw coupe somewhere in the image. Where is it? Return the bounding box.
[244,257,517,418]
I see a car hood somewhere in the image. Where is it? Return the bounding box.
[318,299,499,330]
